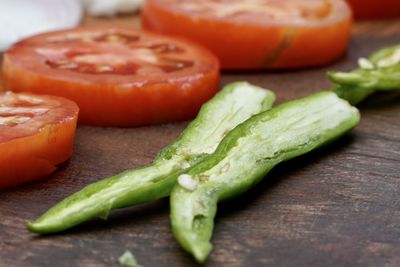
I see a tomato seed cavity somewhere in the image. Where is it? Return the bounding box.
[0,116,31,127]
[41,33,194,75]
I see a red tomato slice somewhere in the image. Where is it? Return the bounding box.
[346,0,400,20]
[0,92,78,188]
[142,0,352,69]
[2,27,220,126]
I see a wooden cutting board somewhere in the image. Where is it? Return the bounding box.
[1,15,400,267]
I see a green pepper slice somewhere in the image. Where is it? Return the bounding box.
[170,92,360,263]
[330,44,400,105]
[28,82,276,234]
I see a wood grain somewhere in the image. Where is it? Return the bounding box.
[1,15,400,267]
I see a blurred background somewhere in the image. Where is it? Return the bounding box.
[1,0,400,52]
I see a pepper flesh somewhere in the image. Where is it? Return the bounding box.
[330,44,400,105]
[170,92,360,263]
[28,82,276,234]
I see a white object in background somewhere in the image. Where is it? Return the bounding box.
[83,0,143,16]
[0,0,83,51]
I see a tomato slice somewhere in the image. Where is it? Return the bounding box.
[142,0,352,69]
[2,27,220,126]
[346,0,400,20]
[0,92,78,188]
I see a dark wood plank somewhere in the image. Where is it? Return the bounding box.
[1,16,400,267]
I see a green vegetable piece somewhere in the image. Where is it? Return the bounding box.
[369,44,400,67]
[170,92,360,263]
[27,82,276,234]
[331,84,375,106]
[330,44,400,105]
[118,250,143,267]
[329,67,400,90]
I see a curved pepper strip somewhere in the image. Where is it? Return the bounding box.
[170,92,360,263]
[28,82,276,234]
[330,44,400,105]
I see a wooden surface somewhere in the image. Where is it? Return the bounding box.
[1,16,400,267]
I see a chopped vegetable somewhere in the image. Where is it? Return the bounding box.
[0,92,78,188]
[27,82,275,233]
[142,0,352,69]
[118,250,143,267]
[330,44,400,105]
[2,27,220,126]
[170,92,360,263]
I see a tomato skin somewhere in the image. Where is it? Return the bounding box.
[2,28,220,126]
[272,18,352,68]
[347,0,400,20]
[0,93,78,189]
[142,0,353,70]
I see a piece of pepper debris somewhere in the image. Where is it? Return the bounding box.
[118,250,143,267]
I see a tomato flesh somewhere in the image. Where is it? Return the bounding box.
[142,0,352,69]
[0,92,78,188]
[2,27,220,126]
